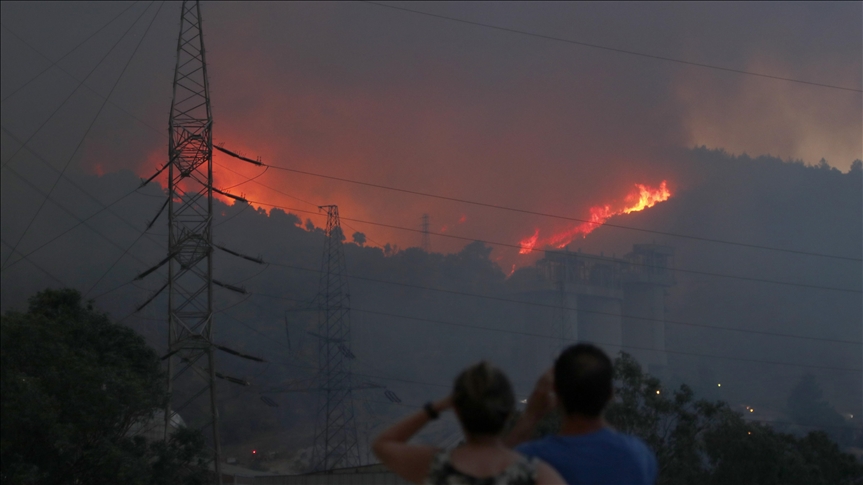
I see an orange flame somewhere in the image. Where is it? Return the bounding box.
[520,181,671,253]
[622,181,672,214]
[519,228,540,254]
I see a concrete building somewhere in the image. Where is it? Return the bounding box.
[512,244,675,376]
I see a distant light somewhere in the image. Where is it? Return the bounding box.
[656,390,660,394]
[252,450,256,454]
[750,409,754,413]
[520,399,527,404]
[747,431,752,435]
[717,383,721,387]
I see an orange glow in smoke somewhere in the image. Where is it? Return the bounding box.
[519,181,671,254]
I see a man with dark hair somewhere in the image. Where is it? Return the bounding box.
[507,344,657,484]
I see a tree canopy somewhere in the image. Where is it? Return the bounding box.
[604,353,863,485]
[0,289,209,485]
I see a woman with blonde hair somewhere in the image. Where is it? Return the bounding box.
[373,361,564,485]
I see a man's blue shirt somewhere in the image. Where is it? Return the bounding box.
[517,428,657,485]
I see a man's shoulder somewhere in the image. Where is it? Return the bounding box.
[607,429,653,451]
[517,430,657,484]
[518,429,653,459]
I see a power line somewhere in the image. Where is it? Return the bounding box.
[3,17,171,143]
[251,165,862,263]
[6,10,857,267]
[362,2,862,94]
[0,164,161,272]
[254,259,861,346]
[249,290,860,374]
[0,1,142,103]
[0,2,155,171]
[0,238,67,287]
[0,126,168,272]
[2,2,165,269]
[83,227,154,298]
[239,193,861,294]
[249,360,863,432]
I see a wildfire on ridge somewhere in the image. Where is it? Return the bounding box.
[519,228,540,254]
[518,181,671,254]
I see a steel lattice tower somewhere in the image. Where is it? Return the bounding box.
[421,213,431,252]
[311,205,361,471]
[165,1,221,481]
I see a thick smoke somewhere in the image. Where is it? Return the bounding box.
[4,3,857,262]
[1,1,861,467]
[1,147,860,462]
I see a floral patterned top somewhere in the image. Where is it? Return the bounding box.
[424,448,538,485]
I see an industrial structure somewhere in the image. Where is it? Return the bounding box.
[513,244,675,375]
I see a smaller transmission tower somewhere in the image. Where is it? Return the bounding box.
[311,205,361,471]
[421,213,431,252]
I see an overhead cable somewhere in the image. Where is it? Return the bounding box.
[250,290,861,373]
[0,1,143,103]
[258,260,862,346]
[250,165,861,262]
[243,195,861,294]
[363,1,862,93]
[2,1,166,269]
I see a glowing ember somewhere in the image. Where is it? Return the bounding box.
[519,181,671,253]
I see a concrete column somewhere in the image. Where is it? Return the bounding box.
[577,296,622,358]
[622,284,668,376]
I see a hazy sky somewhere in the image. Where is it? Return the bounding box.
[1,1,861,259]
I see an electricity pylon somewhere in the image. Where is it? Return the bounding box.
[311,205,361,471]
[421,213,431,252]
[164,1,221,481]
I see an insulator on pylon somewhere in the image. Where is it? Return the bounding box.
[135,282,167,312]
[384,390,402,403]
[215,244,264,264]
[215,372,250,386]
[213,279,247,294]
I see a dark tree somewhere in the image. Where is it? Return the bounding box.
[605,353,863,485]
[0,289,209,485]
[787,374,851,446]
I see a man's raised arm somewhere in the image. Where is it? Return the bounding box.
[505,368,555,448]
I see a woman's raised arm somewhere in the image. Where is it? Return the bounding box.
[372,395,453,484]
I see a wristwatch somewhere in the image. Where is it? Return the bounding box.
[424,402,439,420]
